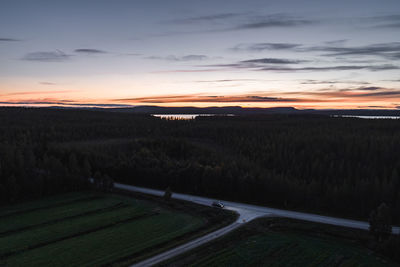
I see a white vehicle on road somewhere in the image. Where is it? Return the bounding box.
[212,201,224,208]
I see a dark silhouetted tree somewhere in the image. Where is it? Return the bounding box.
[164,187,172,201]
[369,203,392,241]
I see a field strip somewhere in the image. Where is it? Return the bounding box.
[131,222,241,267]
[0,211,159,259]
[0,193,99,217]
[0,196,102,219]
[1,213,202,266]
[108,216,205,266]
[0,205,148,256]
[61,214,204,266]
[0,202,127,236]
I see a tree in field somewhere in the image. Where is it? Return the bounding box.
[91,171,114,192]
[369,203,392,241]
[102,174,114,192]
[164,187,172,201]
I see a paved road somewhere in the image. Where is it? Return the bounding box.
[132,222,241,267]
[115,183,400,233]
[116,183,266,223]
[115,182,400,267]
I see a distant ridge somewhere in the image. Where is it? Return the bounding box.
[107,105,400,116]
[2,105,399,116]
[110,106,299,114]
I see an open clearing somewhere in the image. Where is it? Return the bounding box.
[162,218,396,267]
[0,192,208,266]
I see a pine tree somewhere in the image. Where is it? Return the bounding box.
[164,187,172,201]
[369,203,392,241]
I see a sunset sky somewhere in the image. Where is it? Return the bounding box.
[1,0,400,109]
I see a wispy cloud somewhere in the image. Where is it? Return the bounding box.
[240,58,307,64]
[121,53,141,56]
[0,100,69,105]
[300,80,370,85]
[162,64,397,73]
[359,106,391,109]
[161,13,317,36]
[0,38,20,42]
[0,99,134,108]
[0,100,134,108]
[152,68,224,73]
[361,14,400,28]
[67,103,134,107]
[22,50,71,62]
[147,55,208,61]
[231,41,400,61]
[74,48,107,54]
[1,90,75,97]
[231,42,302,52]
[330,86,387,93]
[195,79,261,83]
[205,58,398,72]
[324,39,348,46]
[356,86,383,91]
[308,42,400,59]
[287,87,400,99]
[204,57,308,69]
[351,90,400,97]
[114,94,319,104]
[258,64,399,72]
[167,13,243,24]
[235,14,315,30]
[39,82,57,85]
[383,79,400,82]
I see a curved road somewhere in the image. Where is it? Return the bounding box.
[115,183,400,266]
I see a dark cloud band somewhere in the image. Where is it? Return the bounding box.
[74,49,107,54]
[0,38,20,42]
[22,50,71,62]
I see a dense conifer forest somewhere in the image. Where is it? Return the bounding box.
[1,107,399,224]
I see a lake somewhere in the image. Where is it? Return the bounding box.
[153,114,400,120]
[333,115,400,119]
[152,114,234,120]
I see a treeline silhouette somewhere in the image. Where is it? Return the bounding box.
[0,107,399,224]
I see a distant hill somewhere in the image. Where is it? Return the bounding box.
[106,105,400,116]
[4,105,399,116]
[109,106,299,114]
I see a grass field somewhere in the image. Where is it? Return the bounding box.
[0,192,206,266]
[162,218,396,267]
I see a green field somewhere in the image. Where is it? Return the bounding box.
[0,192,206,266]
[163,218,396,267]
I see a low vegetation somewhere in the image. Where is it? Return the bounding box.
[162,218,397,267]
[0,192,234,266]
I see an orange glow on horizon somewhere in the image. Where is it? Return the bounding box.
[1,82,399,110]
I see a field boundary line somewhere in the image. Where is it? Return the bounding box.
[0,196,103,219]
[0,212,159,259]
[0,202,128,237]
